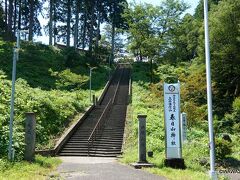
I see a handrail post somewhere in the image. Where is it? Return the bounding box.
[88,140,89,156]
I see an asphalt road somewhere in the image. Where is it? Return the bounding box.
[56,157,166,180]
[54,157,240,180]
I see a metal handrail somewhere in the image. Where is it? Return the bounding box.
[128,76,132,104]
[87,99,112,156]
[112,68,124,104]
[87,66,125,156]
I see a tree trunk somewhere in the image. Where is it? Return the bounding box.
[23,0,27,40]
[66,0,71,47]
[110,1,117,64]
[18,0,21,30]
[8,0,13,33]
[111,23,115,64]
[82,9,87,49]
[95,0,101,49]
[139,49,143,61]
[53,0,56,45]
[74,0,80,49]
[95,9,101,49]
[88,3,95,55]
[49,0,53,45]
[29,0,34,41]
[13,0,17,34]
[5,0,7,32]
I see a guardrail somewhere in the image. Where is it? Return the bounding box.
[87,99,112,156]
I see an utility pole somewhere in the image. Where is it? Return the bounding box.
[8,29,28,160]
[8,29,20,160]
[203,0,217,179]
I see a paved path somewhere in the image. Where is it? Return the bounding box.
[56,157,166,180]
[222,173,240,180]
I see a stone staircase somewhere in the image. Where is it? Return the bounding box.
[58,66,130,157]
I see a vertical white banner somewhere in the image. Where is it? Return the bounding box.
[181,112,187,143]
[164,82,182,159]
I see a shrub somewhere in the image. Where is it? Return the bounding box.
[50,69,89,90]
[182,101,207,127]
[215,138,232,160]
[155,64,178,83]
[63,47,82,68]
[219,97,240,133]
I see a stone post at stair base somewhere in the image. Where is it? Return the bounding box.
[130,115,154,169]
[138,114,147,163]
[24,112,36,162]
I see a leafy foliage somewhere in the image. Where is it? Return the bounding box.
[50,69,89,90]
[0,40,108,159]
[217,97,240,133]
[165,14,201,62]
[124,0,188,60]
[215,138,232,160]
[209,0,240,115]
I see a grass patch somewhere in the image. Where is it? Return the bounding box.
[121,62,237,180]
[0,155,61,180]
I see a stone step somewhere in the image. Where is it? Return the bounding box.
[58,67,130,157]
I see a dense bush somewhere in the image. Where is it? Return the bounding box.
[0,73,90,158]
[62,47,88,67]
[155,64,179,83]
[215,138,232,160]
[50,68,89,90]
[218,97,240,133]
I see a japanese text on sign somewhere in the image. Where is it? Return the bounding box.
[164,83,181,149]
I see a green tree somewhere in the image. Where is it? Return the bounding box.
[194,0,221,20]
[125,0,188,60]
[0,4,4,35]
[124,3,152,60]
[107,0,128,63]
[124,0,188,81]
[20,0,43,40]
[164,14,201,62]
[49,0,54,45]
[209,0,240,114]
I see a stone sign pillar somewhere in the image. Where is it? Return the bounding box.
[138,114,147,163]
[131,115,153,169]
[24,112,36,161]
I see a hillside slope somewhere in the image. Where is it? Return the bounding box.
[121,62,240,179]
[0,40,109,159]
